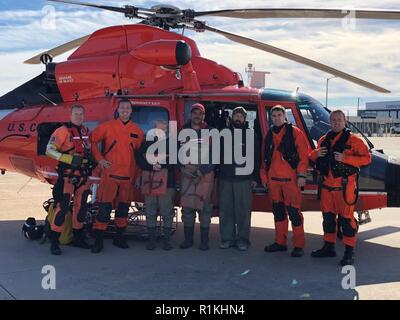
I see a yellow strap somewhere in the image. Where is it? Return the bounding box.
[59,154,73,165]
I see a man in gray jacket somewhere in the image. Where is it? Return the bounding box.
[219,107,261,251]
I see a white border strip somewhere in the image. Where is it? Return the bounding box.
[302,190,387,196]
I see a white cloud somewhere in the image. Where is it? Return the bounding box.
[0,0,399,106]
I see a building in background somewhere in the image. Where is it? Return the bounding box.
[348,100,400,136]
[245,64,270,89]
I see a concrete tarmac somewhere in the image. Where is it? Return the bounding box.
[0,138,399,300]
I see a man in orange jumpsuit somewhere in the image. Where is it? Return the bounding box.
[46,104,94,255]
[90,99,144,253]
[310,110,371,265]
[261,105,309,258]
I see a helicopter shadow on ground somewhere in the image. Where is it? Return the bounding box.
[0,220,398,300]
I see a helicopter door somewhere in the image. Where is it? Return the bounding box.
[265,104,305,132]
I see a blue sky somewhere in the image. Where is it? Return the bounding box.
[0,0,399,114]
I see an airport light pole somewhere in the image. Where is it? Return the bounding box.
[325,76,337,108]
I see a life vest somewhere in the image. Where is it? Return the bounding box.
[265,123,300,171]
[316,128,359,179]
[62,123,90,155]
[180,165,214,211]
[141,169,168,196]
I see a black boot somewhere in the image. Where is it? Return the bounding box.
[72,229,91,249]
[50,231,62,255]
[91,230,104,254]
[311,241,336,258]
[113,228,129,249]
[291,247,304,258]
[146,227,157,250]
[264,242,288,252]
[163,228,173,251]
[199,227,209,251]
[179,226,194,249]
[340,245,355,266]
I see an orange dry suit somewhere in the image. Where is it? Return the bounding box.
[261,123,310,248]
[90,118,144,230]
[46,123,94,233]
[309,128,371,248]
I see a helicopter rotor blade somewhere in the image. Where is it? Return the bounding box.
[48,0,155,16]
[194,8,400,20]
[24,35,90,64]
[203,25,391,93]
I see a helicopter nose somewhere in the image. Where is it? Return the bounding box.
[385,157,400,207]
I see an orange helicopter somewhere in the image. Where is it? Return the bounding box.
[1,0,400,224]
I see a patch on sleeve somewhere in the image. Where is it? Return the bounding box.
[49,136,57,144]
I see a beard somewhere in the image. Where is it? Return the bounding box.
[233,120,245,128]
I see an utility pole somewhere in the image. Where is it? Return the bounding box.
[325,76,337,108]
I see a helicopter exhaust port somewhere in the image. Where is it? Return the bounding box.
[130,40,192,67]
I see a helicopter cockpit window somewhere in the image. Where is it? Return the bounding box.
[131,106,169,134]
[297,97,331,145]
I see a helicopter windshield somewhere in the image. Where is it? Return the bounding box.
[296,95,331,146]
[296,94,374,149]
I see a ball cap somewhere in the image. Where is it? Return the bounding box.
[232,106,247,118]
[191,103,205,114]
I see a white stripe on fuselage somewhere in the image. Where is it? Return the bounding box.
[301,190,387,196]
[37,170,100,181]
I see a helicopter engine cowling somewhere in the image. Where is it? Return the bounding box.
[130,40,192,67]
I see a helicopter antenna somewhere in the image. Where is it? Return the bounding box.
[38,93,58,106]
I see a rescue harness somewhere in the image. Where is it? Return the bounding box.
[264,123,300,171]
[54,124,96,203]
[316,128,360,206]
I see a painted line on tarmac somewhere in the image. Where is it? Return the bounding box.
[0,283,17,300]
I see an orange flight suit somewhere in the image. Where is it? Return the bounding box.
[46,124,92,233]
[310,130,371,248]
[90,118,144,230]
[261,124,309,248]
